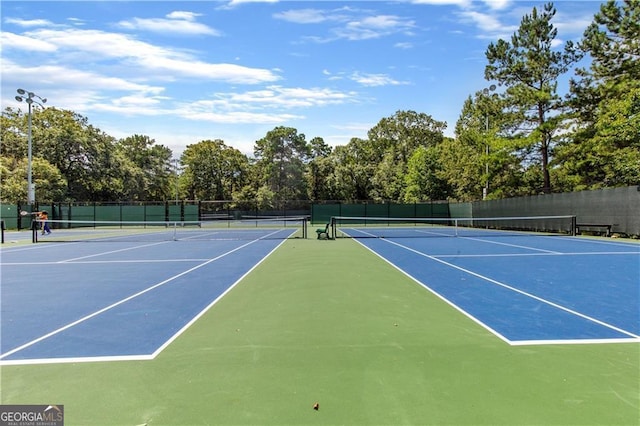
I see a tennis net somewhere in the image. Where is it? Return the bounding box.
[33,216,308,242]
[331,215,577,239]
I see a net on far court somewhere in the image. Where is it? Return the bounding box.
[331,215,576,239]
[33,216,308,243]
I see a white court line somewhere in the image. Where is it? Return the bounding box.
[0,239,171,259]
[348,231,640,345]
[1,259,213,265]
[0,230,284,362]
[5,249,620,264]
[1,229,299,265]
[0,241,77,253]
[460,236,561,253]
[59,241,170,262]
[1,240,205,266]
[435,251,640,258]
[0,354,155,366]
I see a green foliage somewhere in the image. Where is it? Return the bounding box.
[329,138,376,201]
[1,3,637,204]
[485,2,581,194]
[181,139,249,201]
[305,137,334,201]
[117,135,173,201]
[436,137,483,202]
[403,146,450,202]
[561,0,640,189]
[366,111,446,202]
[0,156,67,202]
[578,0,640,97]
[560,89,640,188]
[0,107,176,203]
[253,126,310,201]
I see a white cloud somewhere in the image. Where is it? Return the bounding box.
[209,85,358,110]
[4,58,353,125]
[226,0,279,6]
[455,5,590,44]
[322,69,345,81]
[553,12,594,35]
[2,59,161,92]
[138,56,281,84]
[1,32,58,52]
[179,110,301,124]
[394,42,414,49]
[9,28,279,84]
[408,0,470,6]
[455,9,518,40]
[3,18,56,27]
[116,12,221,36]
[457,10,506,33]
[482,0,511,11]
[275,7,415,42]
[349,72,407,87]
[333,14,416,41]
[273,9,331,24]
[360,15,412,30]
[66,17,86,26]
[166,11,201,21]
[2,62,175,122]
[550,39,564,49]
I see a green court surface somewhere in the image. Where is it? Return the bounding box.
[1,238,638,425]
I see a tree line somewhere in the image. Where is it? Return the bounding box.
[1,1,638,207]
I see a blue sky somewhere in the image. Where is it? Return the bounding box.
[1,0,604,158]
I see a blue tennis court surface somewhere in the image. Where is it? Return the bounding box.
[1,233,292,365]
[2,229,638,366]
[347,231,640,345]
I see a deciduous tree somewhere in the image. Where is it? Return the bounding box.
[367,110,446,201]
[181,139,249,200]
[117,135,173,200]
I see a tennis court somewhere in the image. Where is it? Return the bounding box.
[1,217,639,425]
[336,219,639,345]
[1,220,304,363]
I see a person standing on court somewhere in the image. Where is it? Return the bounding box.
[36,210,51,235]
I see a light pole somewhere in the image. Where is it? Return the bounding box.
[482,84,496,200]
[173,159,181,205]
[15,89,47,206]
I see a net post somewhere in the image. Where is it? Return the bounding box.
[571,215,577,236]
[302,217,307,239]
[31,219,38,243]
[330,216,336,239]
